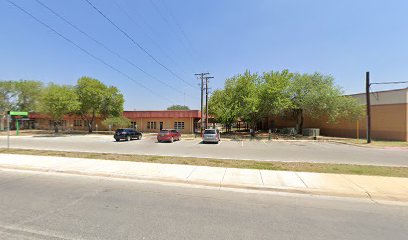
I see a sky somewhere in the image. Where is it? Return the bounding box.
[1,0,408,110]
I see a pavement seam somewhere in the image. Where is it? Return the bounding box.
[220,168,227,190]
[294,172,309,188]
[186,166,197,182]
[0,225,72,240]
[341,175,379,204]
[259,170,264,185]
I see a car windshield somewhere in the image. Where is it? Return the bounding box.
[115,129,124,133]
[204,130,216,134]
[160,130,169,133]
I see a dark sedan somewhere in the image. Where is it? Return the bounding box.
[114,128,142,141]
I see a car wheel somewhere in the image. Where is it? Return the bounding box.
[170,137,174,143]
[126,135,130,141]
[115,139,120,142]
[139,135,142,140]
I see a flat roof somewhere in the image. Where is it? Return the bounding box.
[123,110,201,118]
[28,110,202,119]
[348,88,408,105]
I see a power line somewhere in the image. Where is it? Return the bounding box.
[33,0,190,97]
[370,81,408,85]
[7,0,174,104]
[158,0,206,70]
[120,1,198,74]
[83,0,196,89]
[112,0,192,79]
[149,0,203,70]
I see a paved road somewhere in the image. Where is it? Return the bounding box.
[0,169,407,240]
[1,135,407,166]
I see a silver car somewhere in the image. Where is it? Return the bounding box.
[202,129,220,144]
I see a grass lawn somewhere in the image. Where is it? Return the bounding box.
[1,148,408,178]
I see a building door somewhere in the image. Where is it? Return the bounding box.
[160,122,163,130]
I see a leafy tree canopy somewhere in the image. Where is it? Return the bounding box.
[0,80,43,112]
[209,70,365,134]
[208,89,239,132]
[167,105,190,110]
[102,116,131,129]
[75,76,125,133]
[39,84,80,133]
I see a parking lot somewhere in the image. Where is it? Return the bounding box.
[0,134,407,167]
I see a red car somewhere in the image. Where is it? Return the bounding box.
[157,129,181,143]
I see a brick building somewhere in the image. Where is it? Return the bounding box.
[26,110,202,134]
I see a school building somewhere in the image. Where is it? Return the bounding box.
[25,110,202,134]
[2,88,407,141]
[264,88,408,141]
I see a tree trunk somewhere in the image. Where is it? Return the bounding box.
[88,121,93,133]
[250,120,256,137]
[87,113,95,133]
[296,109,304,134]
[53,121,59,133]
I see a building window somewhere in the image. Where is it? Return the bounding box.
[131,121,137,129]
[174,122,184,130]
[147,121,156,129]
[74,120,82,127]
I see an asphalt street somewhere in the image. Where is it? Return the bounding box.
[1,135,407,166]
[0,169,407,239]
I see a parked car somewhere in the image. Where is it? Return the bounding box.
[157,129,181,143]
[202,129,220,144]
[114,128,142,142]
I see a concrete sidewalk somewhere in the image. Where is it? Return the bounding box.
[0,153,407,205]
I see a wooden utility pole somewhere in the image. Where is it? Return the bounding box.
[365,72,371,143]
[195,73,209,132]
[204,76,214,129]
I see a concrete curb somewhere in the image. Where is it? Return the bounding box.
[1,164,407,206]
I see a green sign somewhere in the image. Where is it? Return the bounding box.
[9,111,28,116]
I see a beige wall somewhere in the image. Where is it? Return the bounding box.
[32,117,196,134]
[128,117,194,134]
[304,103,408,141]
[298,89,408,141]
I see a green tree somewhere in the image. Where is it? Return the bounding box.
[75,76,125,133]
[208,89,239,132]
[227,71,262,134]
[100,86,125,117]
[39,84,80,133]
[0,80,43,112]
[0,81,16,112]
[290,72,364,133]
[15,80,43,112]
[167,105,190,110]
[102,116,131,130]
[260,70,294,116]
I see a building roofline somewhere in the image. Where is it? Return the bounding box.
[346,87,407,97]
[123,110,199,112]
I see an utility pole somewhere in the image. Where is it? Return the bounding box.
[204,76,214,129]
[195,73,209,132]
[365,72,371,143]
[6,111,10,149]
